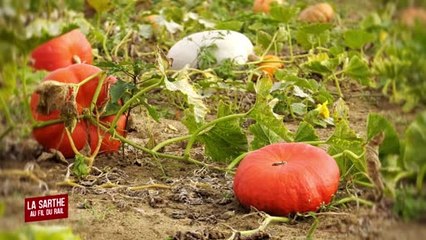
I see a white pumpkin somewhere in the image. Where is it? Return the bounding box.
[167,30,254,70]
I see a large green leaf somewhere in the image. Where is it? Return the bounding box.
[201,102,248,163]
[269,5,298,23]
[327,120,365,175]
[249,123,283,150]
[344,55,371,86]
[343,29,375,49]
[249,78,292,142]
[404,111,426,172]
[294,121,320,142]
[183,102,247,163]
[366,113,401,156]
[295,24,331,50]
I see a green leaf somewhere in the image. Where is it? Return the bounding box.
[343,29,375,49]
[366,113,400,156]
[255,77,273,97]
[327,120,365,175]
[201,102,248,162]
[87,0,112,13]
[109,79,135,103]
[250,78,292,142]
[301,23,332,35]
[165,72,208,123]
[72,155,89,178]
[270,5,298,23]
[294,121,319,142]
[256,31,272,50]
[215,20,244,31]
[295,24,331,50]
[290,102,307,116]
[182,108,200,133]
[249,123,284,150]
[404,111,426,172]
[393,187,426,221]
[141,100,160,122]
[332,98,349,122]
[344,55,371,85]
[303,61,332,75]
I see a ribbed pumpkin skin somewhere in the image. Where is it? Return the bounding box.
[233,143,340,216]
[31,29,93,71]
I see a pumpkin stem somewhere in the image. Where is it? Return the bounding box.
[272,161,287,166]
[72,55,82,64]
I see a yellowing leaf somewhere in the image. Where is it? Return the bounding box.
[87,0,112,13]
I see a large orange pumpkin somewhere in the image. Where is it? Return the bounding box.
[30,63,126,158]
[233,143,340,216]
[31,29,93,71]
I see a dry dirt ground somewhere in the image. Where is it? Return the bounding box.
[0,87,425,239]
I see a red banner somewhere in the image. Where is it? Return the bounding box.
[24,193,68,222]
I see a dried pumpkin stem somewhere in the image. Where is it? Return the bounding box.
[127,184,171,191]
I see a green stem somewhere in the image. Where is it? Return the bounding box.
[110,80,162,131]
[287,24,294,61]
[226,152,249,171]
[332,73,343,98]
[228,215,289,239]
[90,73,106,113]
[353,179,374,188]
[416,165,426,193]
[0,95,13,126]
[87,116,227,172]
[332,196,374,207]
[21,63,32,124]
[32,118,65,128]
[152,134,191,152]
[184,112,248,158]
[332,150,364,160]
[76,71,102,87]
[112,30,133,58]
[261,31,279,58]
[299,140,327,145]
[103,27,112,61]
[0,126,13,141]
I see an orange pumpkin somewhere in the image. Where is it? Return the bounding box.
[31,64,126,158]
[298,3,334,23]
[253,0,284,13]
[258,55,284,78]
[31,29,93,71]
[400,7,426,27]
[234,143,340,216]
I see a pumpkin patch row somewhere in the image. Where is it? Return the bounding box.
[28,1,341,216]
[30,29,126,158]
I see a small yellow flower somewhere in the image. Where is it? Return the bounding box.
[316,101,330,119]
[379,31,388,43]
